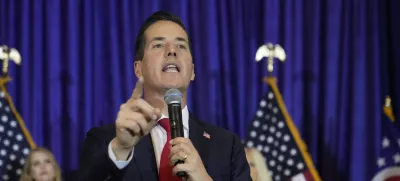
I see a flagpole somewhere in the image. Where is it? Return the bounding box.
[384,96,396,122]
[254,43,322,181]
[0,45,22,89]
[0,45,35,149]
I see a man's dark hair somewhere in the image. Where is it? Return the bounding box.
[135,11,189,61]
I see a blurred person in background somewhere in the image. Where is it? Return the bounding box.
[245,148,272,181]
[20,147,62,181]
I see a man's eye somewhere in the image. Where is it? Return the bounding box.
[153,44,164,48]
[177,45,187,49]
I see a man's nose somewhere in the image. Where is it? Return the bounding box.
[165,43,177,57]
[167,51,177,57]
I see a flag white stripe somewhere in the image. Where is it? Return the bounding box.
[292,173,306,181]
[372,167,400,181]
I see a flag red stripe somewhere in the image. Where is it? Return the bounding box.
[386,176,400,181]
[303,170,314,181]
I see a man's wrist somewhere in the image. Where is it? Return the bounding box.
[205,175,213,181]
[111,138,133,160]
[204,172,213,181]
[197,175,212,181]
[108,140,133,169]
[192,171,212,181]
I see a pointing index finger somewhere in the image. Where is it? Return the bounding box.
[131,76,144,100]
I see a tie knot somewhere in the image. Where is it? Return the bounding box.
[158,118,170,132]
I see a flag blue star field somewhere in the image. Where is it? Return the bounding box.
[245,77,321,181]
[371,97,400,181]
[0,77,36,181]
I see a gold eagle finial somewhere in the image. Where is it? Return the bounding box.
[255,43,286,74]
[0,45,22,75]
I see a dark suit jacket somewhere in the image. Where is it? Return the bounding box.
[77,113,251,181]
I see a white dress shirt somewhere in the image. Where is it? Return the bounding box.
[108,106,190,170]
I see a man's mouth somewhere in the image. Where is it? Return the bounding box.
[162,63,180,73]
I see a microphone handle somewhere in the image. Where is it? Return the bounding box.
[169,103,184,138]
[167,103,187,178]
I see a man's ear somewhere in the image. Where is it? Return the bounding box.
[134,61,142,78]
[190,63,195,81]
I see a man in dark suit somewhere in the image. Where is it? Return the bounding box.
[77,11,251,181]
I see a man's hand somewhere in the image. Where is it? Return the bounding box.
[169,138,213,181]
[111,76,161,160]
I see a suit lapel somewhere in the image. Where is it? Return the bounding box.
[130,134,159,181]
[189,114,210,169]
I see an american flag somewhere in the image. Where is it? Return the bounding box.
[0,77,36,181]
[245,77,321,181]
[371,97,400,181]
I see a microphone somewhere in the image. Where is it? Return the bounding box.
[164,89,186,177]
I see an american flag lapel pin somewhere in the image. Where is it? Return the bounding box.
[203,131,210,139]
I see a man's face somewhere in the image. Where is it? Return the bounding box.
[135,20,195,93]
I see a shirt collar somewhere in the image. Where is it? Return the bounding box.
[158,105,189,130]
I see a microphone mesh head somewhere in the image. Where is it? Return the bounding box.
[164,89,182,104]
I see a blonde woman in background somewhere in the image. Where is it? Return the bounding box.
[245,148,272,181]
[20,147,62,181]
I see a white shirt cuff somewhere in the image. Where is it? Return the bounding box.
[108,141,134,169]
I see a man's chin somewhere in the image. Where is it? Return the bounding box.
[162,84,183,91]
[146,80,188,94]
[160,84,189,93]
[158,80,182,88]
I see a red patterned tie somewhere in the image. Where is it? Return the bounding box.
[158,118,181,181]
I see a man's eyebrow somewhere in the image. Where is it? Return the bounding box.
[176,37,188,43]
[150,37,188,44]
[150,37,165,42]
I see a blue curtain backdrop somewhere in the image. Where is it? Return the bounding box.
[1,0,399,180]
